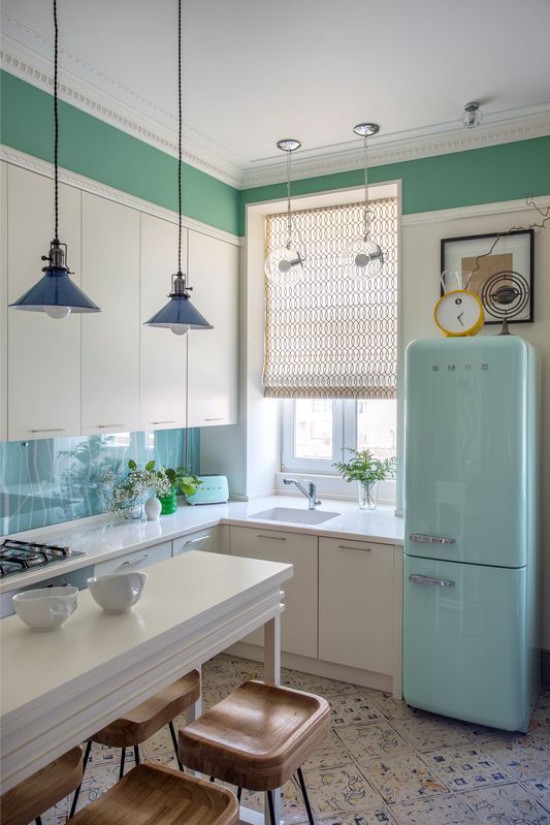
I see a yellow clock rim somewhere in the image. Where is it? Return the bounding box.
[433,289,485,337]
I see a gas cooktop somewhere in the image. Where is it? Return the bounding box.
[0,538,85,578]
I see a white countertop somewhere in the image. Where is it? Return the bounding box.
[1,495,404,593]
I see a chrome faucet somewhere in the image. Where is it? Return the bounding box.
[283,478,322,510]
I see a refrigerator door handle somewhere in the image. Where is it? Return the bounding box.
[409,533,455,545]
[409,573,455,588]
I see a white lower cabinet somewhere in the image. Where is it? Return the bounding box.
[172,526,225,556]
[229,526,318,658]
[94,541,172,576]
[319,537,395,675]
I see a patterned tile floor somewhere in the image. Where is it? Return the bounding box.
[42,654,550,825]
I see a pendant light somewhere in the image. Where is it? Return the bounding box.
[145,0,212,335]
[340,123,384,279]
[264,138,306,285]
[9,0,101,318]
[462,101,483,129]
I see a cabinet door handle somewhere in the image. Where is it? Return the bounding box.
[409,573,455,587]
[409,533,455,545]
[151,420,176,425]
[97,423,125,429]
[118,554,149,569]
[204,417,223,422]
[338,544,372,552]
[29,428,67,433]
[256,534,287,541]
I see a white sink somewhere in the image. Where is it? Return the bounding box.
[248,507,340,525]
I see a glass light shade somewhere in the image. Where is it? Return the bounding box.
[264,244,306,286]
[9,266,101,314]
[145,294,212,330]
[462,102,483,129]
[341,237,384,279]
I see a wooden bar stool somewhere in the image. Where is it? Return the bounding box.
[70,762,239,824]
[70,670,200,817]
[0,746,83,825]
[178,680,331,825]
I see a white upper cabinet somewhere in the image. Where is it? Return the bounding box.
[139,213,188,431]
[5,164,82,441]
[187,231,239,427]
[81,193,140,434]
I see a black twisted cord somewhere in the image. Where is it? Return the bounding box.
[177,0,183,275]
[53,0,59,243]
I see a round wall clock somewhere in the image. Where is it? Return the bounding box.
[433,289,485,337]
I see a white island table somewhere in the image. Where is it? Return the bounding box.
[0,550,293,821]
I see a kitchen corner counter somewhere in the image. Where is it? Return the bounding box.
[0,496,403,594]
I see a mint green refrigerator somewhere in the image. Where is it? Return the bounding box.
[403,337,540,732]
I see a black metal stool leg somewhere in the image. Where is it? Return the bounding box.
[168,721,184,771]
[267,790,277,825]
[35,817,43,825]
[237,787,242,802]
[119,747,126,779]
[68,739,93,819]
[134,745,140,765]
[296,766,316,825]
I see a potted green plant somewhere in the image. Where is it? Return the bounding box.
[333,448,395,510]
[158,467,203,515]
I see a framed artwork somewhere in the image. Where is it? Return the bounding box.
[440,229,534,324]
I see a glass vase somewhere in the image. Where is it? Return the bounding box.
[357,480,378,510]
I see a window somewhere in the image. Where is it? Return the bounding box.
[264,190,399,479]
[282,398,397,473]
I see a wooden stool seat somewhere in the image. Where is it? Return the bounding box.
[92,670,200,748]
[70,762,239,825]
[178,680,330,791]
[0,746,84,825]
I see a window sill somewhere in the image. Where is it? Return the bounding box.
[274,472,397,508]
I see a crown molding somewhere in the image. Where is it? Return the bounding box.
[0,145,241,247]
[2,21,550,192]
[242,109,550,189]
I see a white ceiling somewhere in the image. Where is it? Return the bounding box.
[2,0,550,188]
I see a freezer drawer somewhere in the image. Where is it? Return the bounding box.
[403,555,530,732]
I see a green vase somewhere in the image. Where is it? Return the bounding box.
[159,487,178,515]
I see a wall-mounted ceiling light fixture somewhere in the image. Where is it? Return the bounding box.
[462,101,483,129]
[341,123,384,279]
[264,139,306,285]
[10,0,101,319]
[145,0,212,336]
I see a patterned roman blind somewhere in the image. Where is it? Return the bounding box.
[262,197,398,399]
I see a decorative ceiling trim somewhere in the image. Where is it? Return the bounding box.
[0,145,241,247]
[2,30,550,191]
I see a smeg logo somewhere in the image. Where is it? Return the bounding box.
[431,364,490,372]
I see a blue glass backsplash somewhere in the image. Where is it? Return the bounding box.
[0,428,199,535]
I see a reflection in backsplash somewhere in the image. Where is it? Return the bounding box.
[0,428,199,536]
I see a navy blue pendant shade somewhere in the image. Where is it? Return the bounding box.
[9,240,101,315]
[145,272,213,330]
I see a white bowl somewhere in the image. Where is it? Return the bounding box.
[87,570,147,614]
[12,586,79,631]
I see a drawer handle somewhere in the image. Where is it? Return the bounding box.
[409,573,455,587]
[256,534,287,541]
[118,554,149,569]
[183,535,209,546]
[338,544,372,552]
[409,533,455,545]
[29,428,66,433]
[97,424,125,429]
[204,417,223,422]
[151,420,176,425]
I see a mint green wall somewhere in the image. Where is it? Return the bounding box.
[0,71,240,236]
[3,71,549,241]
[239,137,550,235]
